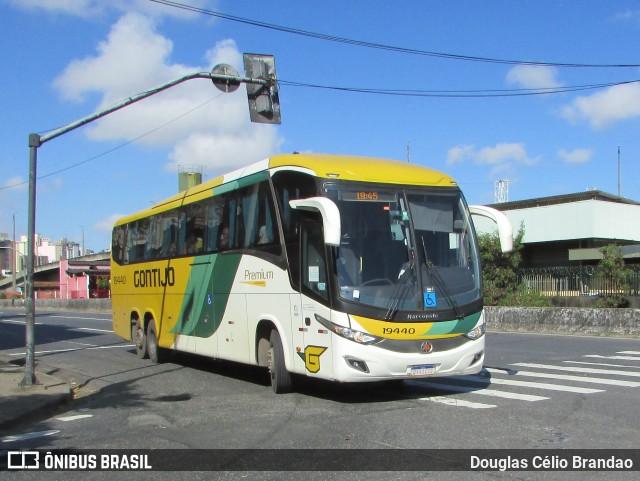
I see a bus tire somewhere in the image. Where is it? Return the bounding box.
[132,319,147,359]
[146,319,165,364]
[268,329,292,394]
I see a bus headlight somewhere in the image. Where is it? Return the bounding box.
[315,314,383,345]
[464,320,486,340]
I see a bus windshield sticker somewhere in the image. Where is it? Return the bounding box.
[308,266,320,282]
[424,291,437,308]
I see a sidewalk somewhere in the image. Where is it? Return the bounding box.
[0,358,73,433]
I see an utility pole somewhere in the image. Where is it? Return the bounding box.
[618,146,621,197]
[12,213,17,294]
[22,54,280,386]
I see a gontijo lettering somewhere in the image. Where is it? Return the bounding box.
[133,267,175,288]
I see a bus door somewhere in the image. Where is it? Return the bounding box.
[294,219,334,379]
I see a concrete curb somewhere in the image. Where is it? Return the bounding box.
[0,360,73,434]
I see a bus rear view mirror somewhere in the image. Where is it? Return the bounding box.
[289,197,341,246]
[469,205,513,253]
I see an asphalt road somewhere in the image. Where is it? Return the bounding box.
[1,308,639,480]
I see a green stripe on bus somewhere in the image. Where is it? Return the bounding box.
[214,171,269,195]
[172,254,242,338]
[422,311,482,336]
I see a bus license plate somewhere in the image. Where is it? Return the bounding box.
[408,364,437,376]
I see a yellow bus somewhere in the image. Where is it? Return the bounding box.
[111,153,512,393]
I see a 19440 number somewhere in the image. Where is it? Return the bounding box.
[382,327,416,335]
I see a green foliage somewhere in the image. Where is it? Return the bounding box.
[595,244,631,308]
[478,223,551,307]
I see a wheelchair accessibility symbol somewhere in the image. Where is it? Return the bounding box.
[424,291,437,308]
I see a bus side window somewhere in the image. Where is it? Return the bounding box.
[127,222,138,263]
[146,215,163,260]
[272,171,318,290]
[112,226,127,265]
[185,203,205,254]
[205,197,224,252]
[301,219,329,302]
[161,211,179,257]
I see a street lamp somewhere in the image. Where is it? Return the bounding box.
[22,54,281,386]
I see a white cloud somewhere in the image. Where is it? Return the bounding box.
[506,65,563,90]
[561,82,640,129]
[94,213,125,232]
[8,0,217,19]
[52,13,283,177]
[2,176,28,192]
[558,148,592,164]
[447,143,538,166]
[446,144,475,165]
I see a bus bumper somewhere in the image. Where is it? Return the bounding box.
[328,334,485,382]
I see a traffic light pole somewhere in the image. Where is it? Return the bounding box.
[22,65,277,386]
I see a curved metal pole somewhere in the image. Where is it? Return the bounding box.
[22,70,271,386]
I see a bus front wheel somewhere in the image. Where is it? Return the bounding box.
[268,330,292,394]
[132,319,147,359]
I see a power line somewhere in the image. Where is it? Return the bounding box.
[0,93,224,192]
[278,78,640,98]
[149,0,640,69]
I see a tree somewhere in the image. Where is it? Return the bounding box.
[477,224,550,306]
[595,244,631,308]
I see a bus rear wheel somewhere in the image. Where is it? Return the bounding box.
[268,329,292,394]
[146,319,166,364]
[132,319,147,359]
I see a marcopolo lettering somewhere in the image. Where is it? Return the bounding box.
[133,267,175,288]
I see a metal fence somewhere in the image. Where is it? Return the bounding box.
[518,265,640,297]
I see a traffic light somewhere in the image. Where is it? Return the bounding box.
[243,53,281,124]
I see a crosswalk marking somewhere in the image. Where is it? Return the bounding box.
[456,374,604,394]
[485,367,640,387]
[512,362,640,378]
[405,348,640,410]
[422,397,496,409]
[564,360,637,369]
[414,380,549,401]
[583,354,640,361]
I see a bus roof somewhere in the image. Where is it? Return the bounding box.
[269,154,456,186]
[114,153,457,226]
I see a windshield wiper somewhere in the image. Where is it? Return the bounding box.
[384,260,415,320]
[420,236,464,320]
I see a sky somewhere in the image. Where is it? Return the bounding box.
[1,0,640,253]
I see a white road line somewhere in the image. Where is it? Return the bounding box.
[583,354,640,361]
[76,327,113,333]
[416,381,549,401]
[0,319,43,325]
[564,361,638,369]
[49,315,110,321]
[513,362,640,378]
[618,351,640,355]
[1,430,60,443]
[56,414,94,422]
[458,375,604,394]
[9,344,134,356]
[486,368,640,388]
[421,397,496,409]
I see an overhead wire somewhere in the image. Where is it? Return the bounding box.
[148,0,640,69]
[0,93,225,191]
[278,78,640,98]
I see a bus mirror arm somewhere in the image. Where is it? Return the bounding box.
[289,197,341,246]
[469,205,513,253]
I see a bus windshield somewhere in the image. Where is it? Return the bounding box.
[324,183,481,317]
